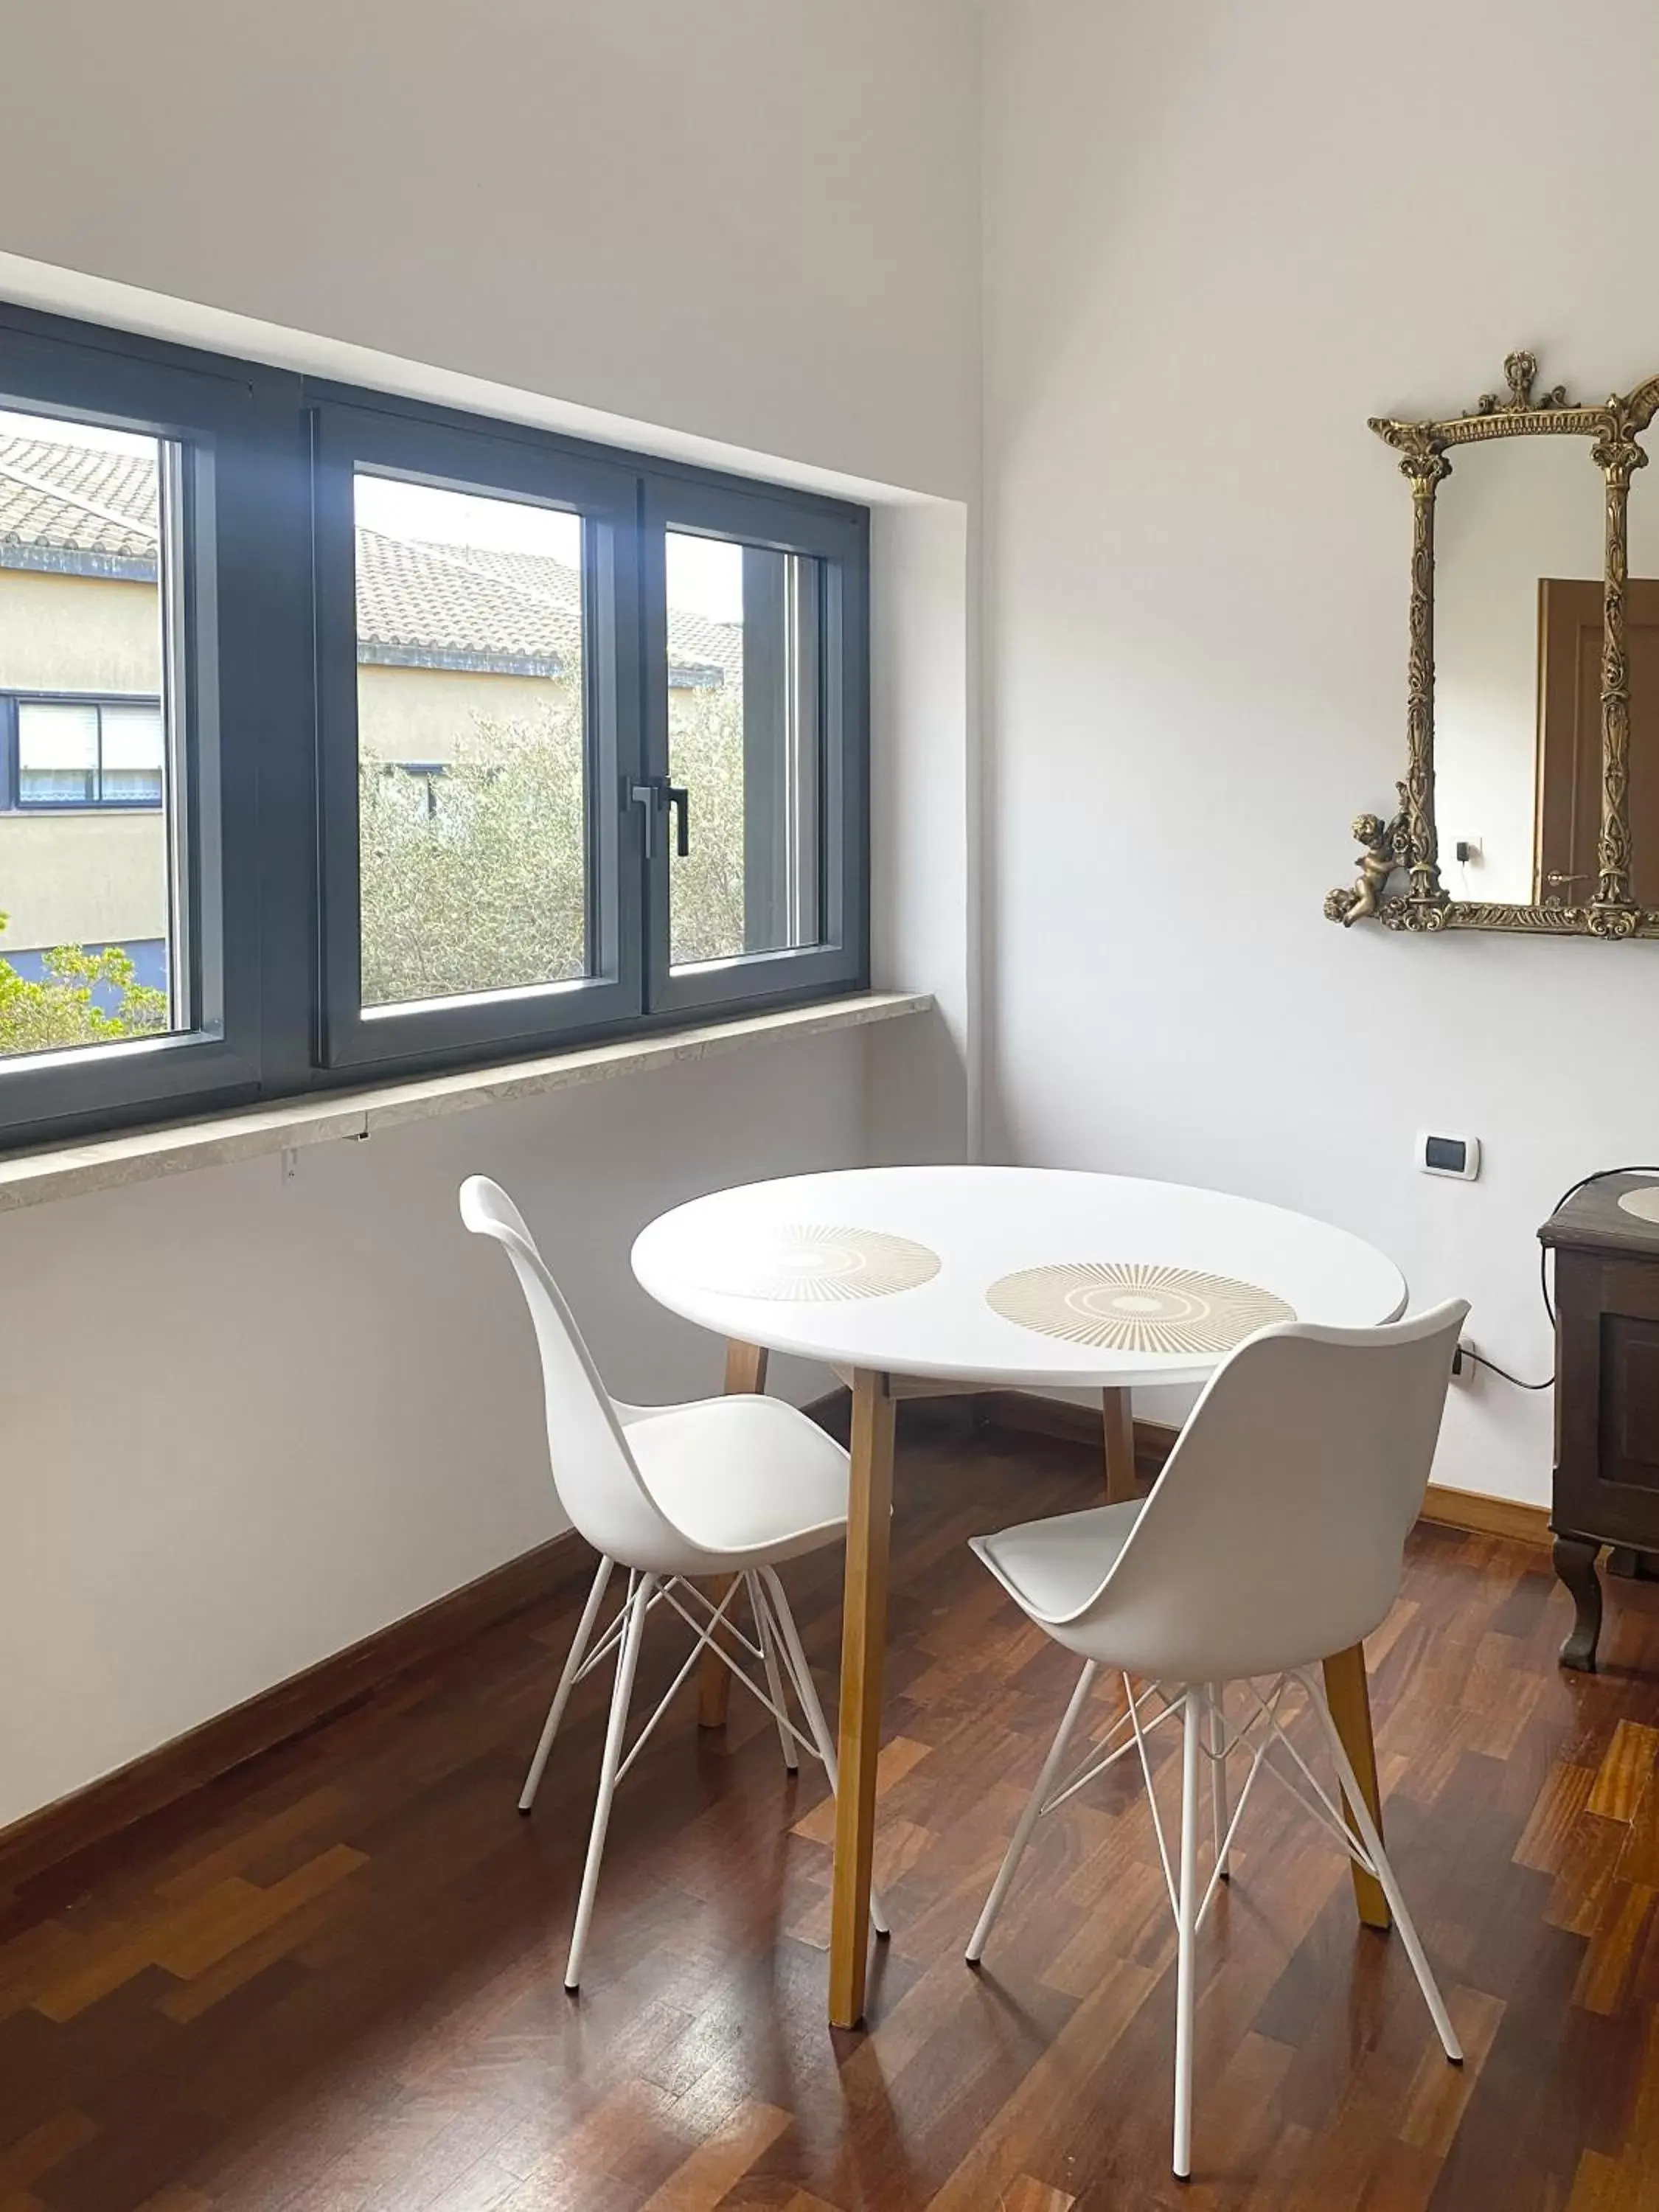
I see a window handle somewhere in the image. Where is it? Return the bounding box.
[629,780,658,860]
[629,779,690,860]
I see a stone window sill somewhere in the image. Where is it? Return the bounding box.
[0,990,932,1213]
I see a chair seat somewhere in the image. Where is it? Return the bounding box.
[971,1498,1147,1622]
[625,1394,852,1568]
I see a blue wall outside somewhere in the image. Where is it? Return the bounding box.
[1,937,168,1013]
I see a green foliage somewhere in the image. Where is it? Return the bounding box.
[0,912,170,1059]
[358,678,748,1006]
[358,702,588,1007]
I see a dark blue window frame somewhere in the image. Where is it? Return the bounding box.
[0,300,871,1152]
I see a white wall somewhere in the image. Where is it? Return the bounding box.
[0,0,981,1827]
[1,1034,868,1828]
[868,499,980,1163]
[981,0,1659,1504]
[0,0,978,504]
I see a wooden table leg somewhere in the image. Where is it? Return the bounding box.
[697,1340,770,1730]
[1102,1387,1138,1504]
[1321,1642,1391,1931]
[828,1367,897,2028]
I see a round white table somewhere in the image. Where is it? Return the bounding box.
[632,1165,1409,2027]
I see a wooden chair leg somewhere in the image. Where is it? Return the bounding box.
[828,1368,897,2028]
[1321,1642,1391,1931]
[698,1340,770,1730]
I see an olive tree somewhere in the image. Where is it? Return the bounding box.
[359,677,748,1005]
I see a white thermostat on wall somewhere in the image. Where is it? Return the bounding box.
[1416,1131,1481,1181]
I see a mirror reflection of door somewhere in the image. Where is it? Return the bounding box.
[1432,439,1603,905]
[1536,580,1659,907]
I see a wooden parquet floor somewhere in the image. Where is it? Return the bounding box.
[2,1413,1658,2211]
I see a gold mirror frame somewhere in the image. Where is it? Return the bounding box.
[1327,349,1659,937]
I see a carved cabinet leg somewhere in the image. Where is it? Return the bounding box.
[1553,1535,1604,1672]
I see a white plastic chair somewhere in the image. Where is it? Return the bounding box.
[964,1301,1470,2180]
[460,1175,885,1991]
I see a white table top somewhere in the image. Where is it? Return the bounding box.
[631,1166,1408,1388]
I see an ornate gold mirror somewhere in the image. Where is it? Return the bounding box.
[1328,350,1659,936]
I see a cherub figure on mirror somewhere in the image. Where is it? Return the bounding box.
[1325,783,1411,925]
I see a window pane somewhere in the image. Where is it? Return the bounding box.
[353,472,588,1011]
[100,703,164,765]
[18,701,97,802]
[100,703,165,805]
[18,700,99,767]
[0,408,178,1059]
[99,769,165,805]
[665,533,821,968]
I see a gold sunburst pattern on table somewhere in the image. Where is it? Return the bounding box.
[688,1224,942,1303]
[986,1260,1294,1355]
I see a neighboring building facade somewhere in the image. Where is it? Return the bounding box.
[0,429,738,984]
[0,431,170,987]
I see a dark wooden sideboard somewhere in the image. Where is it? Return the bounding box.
[1540,1174,1659,1670]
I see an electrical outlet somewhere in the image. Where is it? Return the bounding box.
[1452,1339,1476,1386]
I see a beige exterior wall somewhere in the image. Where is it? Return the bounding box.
[355,663,568,764]
[358,662,706,765]
[0,812,168,951]
[0,567,161,692]
[0,568,167,953]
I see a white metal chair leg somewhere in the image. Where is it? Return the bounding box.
[1303,1674,1463,2064]
[748,1572,799,1773]
[759,1566,891,1938]
[565,1571,653,1992]
[967,1658,1098,1964]
[520,1554,614,1814]
[1172,1684,1203,2180]
[1208,1683,1229,1879]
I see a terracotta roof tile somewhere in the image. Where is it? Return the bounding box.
[0,435,742,684]
[354,529,583,675]
[0,435,159,564]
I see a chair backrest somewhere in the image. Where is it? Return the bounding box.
[1052,1300,1469,1682]
[459,1175,692,1567]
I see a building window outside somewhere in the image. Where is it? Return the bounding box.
[11,697,165,807]
[0,394,183,1073]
